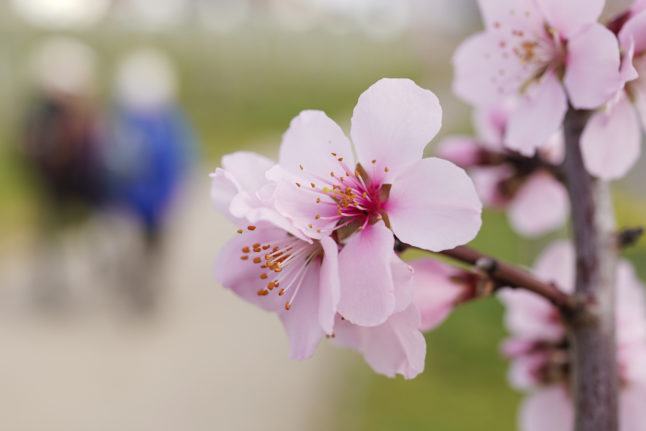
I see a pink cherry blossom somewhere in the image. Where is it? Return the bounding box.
[499,240,646,430]
[581,4,646,179]
[210,136,419,370]
[267,78,482,327]
[437,105,569,237]
[453,0,623,155]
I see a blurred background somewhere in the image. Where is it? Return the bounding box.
[0,0,644,430]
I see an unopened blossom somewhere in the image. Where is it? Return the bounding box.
[581,2,646,179]
[453,0,623,156]
[267,78,482,327]
[499,241,646,430]
[409,258,477,331]
[437,104,568,237]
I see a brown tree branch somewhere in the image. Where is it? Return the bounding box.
[395,240,577,312]
[562,108,618,431]
[439,245,576,311]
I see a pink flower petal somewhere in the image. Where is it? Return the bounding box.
[436,136,483,168]
[499,289,564,342]
[477,0,544,31]
[334,305,426,379]
[210,151,275,222]
[350,78,442,181]
[508,351,549,390]
[222,151,275,195]
[581,93,641,179]
[507,171,569,237]
[409,258,464,331]
[532,240,575,293]
[214,227,290,312]
[453,33,529,106]
[318,236,340,334]
[266,165,337,239]
[278,110,355,178]
[535,0,603,37]
[210,168,240,223]
[619,10,646,57]
[278,261,324,359]
[632,56,646,130]
[473,103,512,148]
[387,158,482,252]
[620,384,646,431]
[564,23,622,109]
[470,166,514,208]
[519,386,573,431]
[391,254,415,313]
[337,222,396,326]
[505,70,567,156]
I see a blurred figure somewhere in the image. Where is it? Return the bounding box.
[103,47,194,312]
[19,37,106,309]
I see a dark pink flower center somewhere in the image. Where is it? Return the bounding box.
[298,153,390,237]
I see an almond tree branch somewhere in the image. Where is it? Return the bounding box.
[439,245,577,311]
[394,240,577,312]
[562,108,618,431]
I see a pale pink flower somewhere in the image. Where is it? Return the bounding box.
[581,4,646,179]
[437,105,569,237]
[210,143,418,368]
[499,240,646,430]
[453,0,623,156]
[267,78,482,327]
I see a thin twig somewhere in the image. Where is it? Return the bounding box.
[395,240,577,313]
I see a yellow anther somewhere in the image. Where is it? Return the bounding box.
[296,182,301,187]
[242,246,250,253]
[247,225,256,231]
[311,183,316,188]
[299,164,303,170]
[253,257,261,264]
[315,215,321,219]
[236,229,243,234]
[240,255,249,260]
[285,302,291,310]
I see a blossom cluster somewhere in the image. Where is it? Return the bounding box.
[210,78,482,378]
[499,242,646,431]
[453,0,646,180]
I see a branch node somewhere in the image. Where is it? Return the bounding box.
[618,227,643,249]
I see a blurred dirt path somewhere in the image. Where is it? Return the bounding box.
[0,169,348,431]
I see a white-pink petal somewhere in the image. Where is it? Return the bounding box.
[278,262,325,360]
[334,305,426,379]
[318,236,340,335]
[519,386,573,431]
[581,93,641,179]
[387,157,482,252]
[505,71,567,156]
[565,23,622,110]
[410,258,465,331]
[507,172,569,237]
[536,0,603,38]
[350,78,442,181]
[533,240,575,293]
[278,109,355,178]
[435,136,483,168]
[453,33,526,107]
[337,222,396,327]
